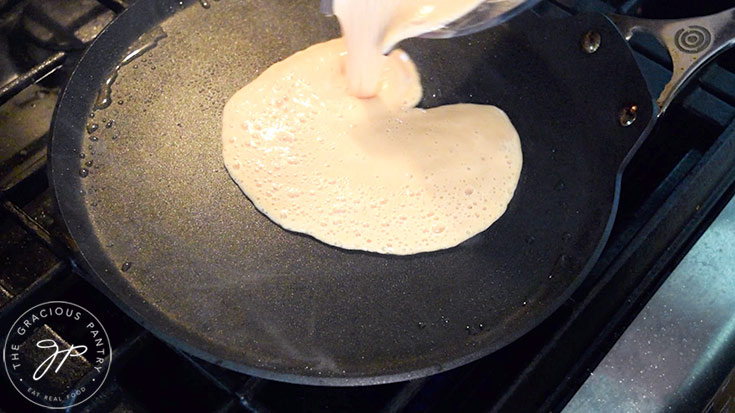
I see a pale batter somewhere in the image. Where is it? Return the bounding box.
[222,38,522,255]
[333,0,486,97]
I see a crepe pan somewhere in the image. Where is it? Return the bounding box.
[49,0,735,384]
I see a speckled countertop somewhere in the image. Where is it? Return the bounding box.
[564,194,735,412]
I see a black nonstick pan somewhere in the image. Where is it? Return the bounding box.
[49,0,735,384]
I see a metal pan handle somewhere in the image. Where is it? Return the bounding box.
[609,7,735,115]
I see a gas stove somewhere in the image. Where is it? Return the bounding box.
[1,0,734,411]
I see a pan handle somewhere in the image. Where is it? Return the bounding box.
[608,8,735,115]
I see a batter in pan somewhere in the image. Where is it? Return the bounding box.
[222,1,522,255]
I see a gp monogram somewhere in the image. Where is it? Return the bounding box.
[3,301,111,409]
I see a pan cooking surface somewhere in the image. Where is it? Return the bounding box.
[51,0,653,384]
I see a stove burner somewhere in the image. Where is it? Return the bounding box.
[20,0,114,50]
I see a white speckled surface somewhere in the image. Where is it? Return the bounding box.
[564,195,735,412]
